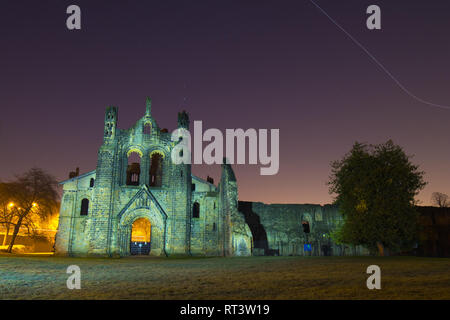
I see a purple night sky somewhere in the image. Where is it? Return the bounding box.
[1,0,450,205]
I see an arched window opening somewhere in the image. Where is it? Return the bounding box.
[193,202,200,218]
[143,123,151,135]
[149,153,163,187]
[302,221,310,233]
[80,198,89,216]
[89,178,95,188]
[126,152,141,186]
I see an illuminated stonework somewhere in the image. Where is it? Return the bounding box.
[54,99,252,257]
[55,99,366,257]
[131,218,151,242]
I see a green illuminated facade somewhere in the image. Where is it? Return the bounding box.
[55,99,366,257]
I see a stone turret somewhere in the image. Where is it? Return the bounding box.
[145,97,152,117]
[104,106,118,143]
[177,110,189,129]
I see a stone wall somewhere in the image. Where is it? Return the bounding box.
[239,201,369,256]
[416,206,450,257]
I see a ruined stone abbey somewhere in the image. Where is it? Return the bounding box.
[55,99,367,257]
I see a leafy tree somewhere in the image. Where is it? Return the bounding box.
[431,192,449,208]
[328,140,426,256]
[3,168,59,253]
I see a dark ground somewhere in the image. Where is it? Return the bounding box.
[0,255,449,299]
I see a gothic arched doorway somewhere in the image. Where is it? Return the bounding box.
[118,206,167,257]
[130,218,151,255]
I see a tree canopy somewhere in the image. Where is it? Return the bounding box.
[328,140,426,255]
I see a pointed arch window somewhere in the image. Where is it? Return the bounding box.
[126,151,142,186]
[149,152,163,187]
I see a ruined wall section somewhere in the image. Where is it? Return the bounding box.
[243,202,368,256]
[219,162,252,256]
[55,171,95,256]
[190,177,220,255]
[249,202,336,256]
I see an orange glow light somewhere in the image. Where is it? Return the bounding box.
[131,218,151,242]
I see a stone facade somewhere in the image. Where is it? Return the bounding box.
[55,99,252,257]
[239,202,369,256]
[55,98,362,257]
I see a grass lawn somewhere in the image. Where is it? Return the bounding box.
[0,255,449,300]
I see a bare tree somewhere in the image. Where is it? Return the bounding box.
[0,183,17,246]
[4,168,59,253]
[431,192,449,208]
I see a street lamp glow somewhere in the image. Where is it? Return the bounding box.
[8,202,14,208]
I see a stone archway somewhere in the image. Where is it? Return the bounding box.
[118,207,166,257]
[130,218,151,255]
